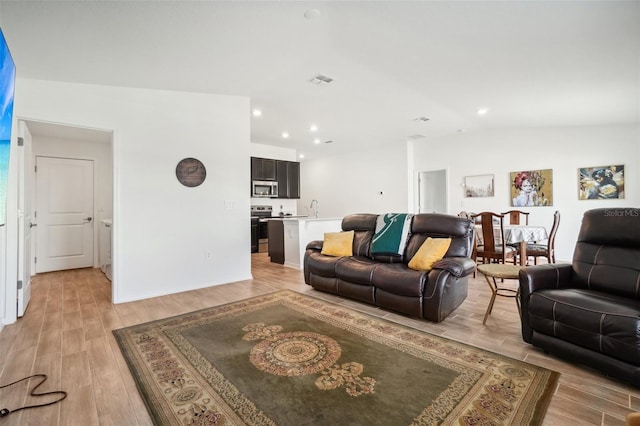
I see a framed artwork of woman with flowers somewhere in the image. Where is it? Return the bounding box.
[510,169,553,207]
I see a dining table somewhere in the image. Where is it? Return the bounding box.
[475,224,549,266]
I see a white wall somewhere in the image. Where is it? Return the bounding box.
[32,134,113,267]
[411,124,639,262]
[297,124,638,263]
[299,146,408,219]
[9,79,251,307]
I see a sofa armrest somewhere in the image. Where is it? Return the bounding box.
[519,263,574,342]
[306,240,323,251]
[432,257,476,278]
[519,263,574,298]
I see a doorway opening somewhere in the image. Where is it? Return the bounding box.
[18,120,113,315]
[417,169,448,214]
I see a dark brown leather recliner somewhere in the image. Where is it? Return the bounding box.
[519,208,640,386]
[304,213,476,322]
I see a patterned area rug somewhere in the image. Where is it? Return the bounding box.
[114,290,558,425]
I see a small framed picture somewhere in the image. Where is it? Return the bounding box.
[464,174,494,197]
[510,169,553,207]
[578,165,624,200]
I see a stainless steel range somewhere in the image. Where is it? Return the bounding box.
[251,205,273,253]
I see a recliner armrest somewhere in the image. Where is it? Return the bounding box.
[518,263,574,342]
[306,240,323,251]
[432,257,476,278]
[519,263,574,298]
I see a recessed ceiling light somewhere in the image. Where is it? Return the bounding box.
[477,108,489,116]
[252,109,262,117]
[299,154,305,159]
[310,124,318,132]
[282,132,289,138]
[314,138,321,144]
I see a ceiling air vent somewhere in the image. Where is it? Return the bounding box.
[309,74,334,85]
[413,116,430,122]
[324,140,333,144]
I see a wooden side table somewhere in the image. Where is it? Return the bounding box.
[477,264,523,324]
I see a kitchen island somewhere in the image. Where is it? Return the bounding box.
[269,217,342,269]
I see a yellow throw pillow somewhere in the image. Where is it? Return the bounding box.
[321,231,354,257]
[408,237,452,271]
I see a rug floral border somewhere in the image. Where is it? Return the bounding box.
[114,290,559,425]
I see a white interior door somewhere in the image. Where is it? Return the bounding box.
[17,121,33,316]
[35,156,94,273]
[418,169,447,214]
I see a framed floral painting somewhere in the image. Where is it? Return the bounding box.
[578,165,624,200]
[510,169,553,207]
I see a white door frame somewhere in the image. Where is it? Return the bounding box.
[3,119,114,325]
[416,168,448,214]
[17,120,33,316]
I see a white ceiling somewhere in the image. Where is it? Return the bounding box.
[1,1,638,159]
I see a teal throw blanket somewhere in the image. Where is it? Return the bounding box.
[371,213,413,255]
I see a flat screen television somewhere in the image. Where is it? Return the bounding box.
[0,27,16,226]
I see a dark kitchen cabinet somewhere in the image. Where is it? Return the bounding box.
[251,218,258,253]
[268,219,284,264]
[251,157,277,181]
[277,160,300,199]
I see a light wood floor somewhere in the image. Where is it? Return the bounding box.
[1,253,638,425]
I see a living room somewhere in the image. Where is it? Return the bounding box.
[1,1,638,315]
[0,2,638,423]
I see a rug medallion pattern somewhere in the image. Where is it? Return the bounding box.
[242,322,376,396]
[114,290,558,425]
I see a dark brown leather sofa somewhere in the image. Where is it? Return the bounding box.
[303,213,476,322]
[519,208,640,386]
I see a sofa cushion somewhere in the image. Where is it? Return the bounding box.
[405,214,474,260]
[335,256,377,285]
[408,237,451,271]
[321,231,354,257]
[372,264,427,297]
[342,214,377,257]
[305,252,342,278]
[573,244,640,298]
[572,208,640,299]
[528,288,640,366]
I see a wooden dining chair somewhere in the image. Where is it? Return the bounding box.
[500,209,530,262]
[501,210,529,225]
[470,212,518,265]
[525,210,560,264]
[458,211,477,276]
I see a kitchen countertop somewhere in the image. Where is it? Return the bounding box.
[261,215,309,219]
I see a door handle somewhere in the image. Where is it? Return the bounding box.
[84,217,93,223]
[29,222,37,228]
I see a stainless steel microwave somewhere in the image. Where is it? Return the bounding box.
[252,180,278,198]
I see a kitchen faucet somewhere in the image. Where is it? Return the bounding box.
[310,199,319,218]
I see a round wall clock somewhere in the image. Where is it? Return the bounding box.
[176,157,206,187]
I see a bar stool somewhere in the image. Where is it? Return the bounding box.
[477,263,523,324]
